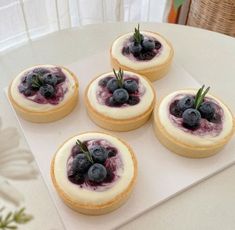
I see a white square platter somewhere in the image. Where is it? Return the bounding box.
[6,51,235,230]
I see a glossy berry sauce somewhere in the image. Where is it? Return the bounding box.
[122,35,162,61]
[169,94,223,136]
[18,67,67,105]
[67,139,124,191]
[97,74,145,108]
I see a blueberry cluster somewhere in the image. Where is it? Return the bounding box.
[122,24,162,61]
[106,78,139,106]
[171,97,217,128]
[19,67,65,99]
[122,37,162,61]
[99,69,140,107]
[68,140,117,185]
[170,86,220,129]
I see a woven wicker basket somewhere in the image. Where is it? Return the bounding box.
[187,0,235,37]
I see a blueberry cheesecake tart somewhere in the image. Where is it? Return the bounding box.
[154,86,235,158]
[8,65,78,123]
[84,69,156,131]
[51,132,137,215]
[110,24,174,82]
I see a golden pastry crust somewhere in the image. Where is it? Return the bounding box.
[84,73,156,131]
[50,131,138,215]
[153,98,235,158]
[110,31,174,82]
[8,66,79,123]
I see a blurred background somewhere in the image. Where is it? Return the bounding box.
[0,0,234,53]
[0,0,168,52]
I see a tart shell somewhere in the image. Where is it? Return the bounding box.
[8,66,79,123]
[50,132,138,215]
[153,99,235,158]
[84,73,156,132]
[110,32,174,82]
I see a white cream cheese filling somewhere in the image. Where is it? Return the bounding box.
[11,65,76,112]
[87,71,154,119]
[157,89,233,146]
[54,133,135,205]
[111,31,172,70]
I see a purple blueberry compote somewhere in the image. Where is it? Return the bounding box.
[18,67,67,105]
[97,69,145,108]
[168,93,223,136]
[67,139,123,191]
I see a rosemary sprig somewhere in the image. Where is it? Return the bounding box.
[0,207,33,229]
[194,85,210,109]
[76,140,94,163]
[113,68,124,88]
[133,24,143,44]
[31,74,43,88]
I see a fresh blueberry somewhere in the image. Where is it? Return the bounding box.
[90,145,108,164]
[19,83,36,96]
[33,68,50,75]
[98,76,112,87]
[138,51,156,61]
[142,39,155,51]
[155,41,162,49]
[210,112,221,124]
[182,108,201,128]
[22,76,27,84]
[123,79,138,93]
[199,102,215,121]
[56,74,66,84]
[127,95,140,105]
[26,72,41,89]
[177,96,195,112]
[39,84,55,98]
[42,73,58,86]
[71,145,82,157]
[68,172,84,185]
[113,88,129,104]
[129,42,142,56]
[169,100,182,117]
[105,96,120,107]
[106,147,117,157]
[88,163,107,183]
[24,89,35,97]
[72,153,92,174]
[122,46,130,55]
[107,78,119,93]
[18,84,27,93]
